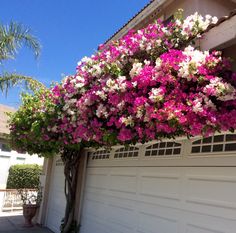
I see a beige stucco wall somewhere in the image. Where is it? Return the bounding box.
[195,0,236,18]
[223,43,236,71]
[164,0,198,19]
[0,104,15,135]
[165,0,236,19]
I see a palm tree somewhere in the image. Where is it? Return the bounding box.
[0,21,46,94]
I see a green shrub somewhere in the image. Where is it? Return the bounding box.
[6,164,42,189]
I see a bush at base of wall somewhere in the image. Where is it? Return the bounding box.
[6,164,42,189]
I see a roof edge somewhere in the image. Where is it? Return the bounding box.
[104,0,168,45]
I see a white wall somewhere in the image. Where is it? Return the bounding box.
[0,143,44,212]
[0,145,44,189]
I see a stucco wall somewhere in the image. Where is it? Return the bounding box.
[223,43,236,71]
[164,0,236,20]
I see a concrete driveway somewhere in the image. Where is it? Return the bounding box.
[0,212,52,233]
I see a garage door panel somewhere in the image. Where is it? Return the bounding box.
[140,176,181,195]
[108,193,136,208]
[185,198,236,220]
[185,168,236,203]
[83,194,108,218]
[184,211,236,233]
[86,173,109,191]
[47,209,64,233]
[52,194,66,208]
[106,209,135,233]
[186,204,236,222]
[137,199,182,233]
[85,185,108,196]
[186,224,224,233]
[109,167,137,195]
[138,200,181,218]
[109,190,137,200]
[84,190,109,204]
[109,174,136,195]
[106,223,133,233]
[184,167,236,220]
[107,226,133,233]
[138,192,181,211]
[81,215,110,233]
[139,176,181,202]
[137,211,178,233]
[47,201,65,218]
[138,168,182,209]
[83,190,137,227]
[84,191,137,230]
[82,204,135,233]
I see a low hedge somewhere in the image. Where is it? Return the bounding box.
[6,164,42,189]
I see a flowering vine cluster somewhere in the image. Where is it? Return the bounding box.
[9,11,236,155]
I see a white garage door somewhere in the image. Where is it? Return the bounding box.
[80,134,236,233]
[46,157,66,233]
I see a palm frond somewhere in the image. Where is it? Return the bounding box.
[0,21,41,62]
[0,73,46,95]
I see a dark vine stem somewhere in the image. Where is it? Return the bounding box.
[61,147,81,233]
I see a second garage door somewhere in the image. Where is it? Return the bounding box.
[46,157,66,233]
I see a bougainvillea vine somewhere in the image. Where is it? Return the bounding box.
[30,12,236,149]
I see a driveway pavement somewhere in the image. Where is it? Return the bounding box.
[0,211,52,233]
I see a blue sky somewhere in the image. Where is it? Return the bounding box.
[0,0,150,107]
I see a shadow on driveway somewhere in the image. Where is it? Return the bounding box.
[0,212,52,233]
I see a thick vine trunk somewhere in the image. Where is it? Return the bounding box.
[61,148,81,233]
